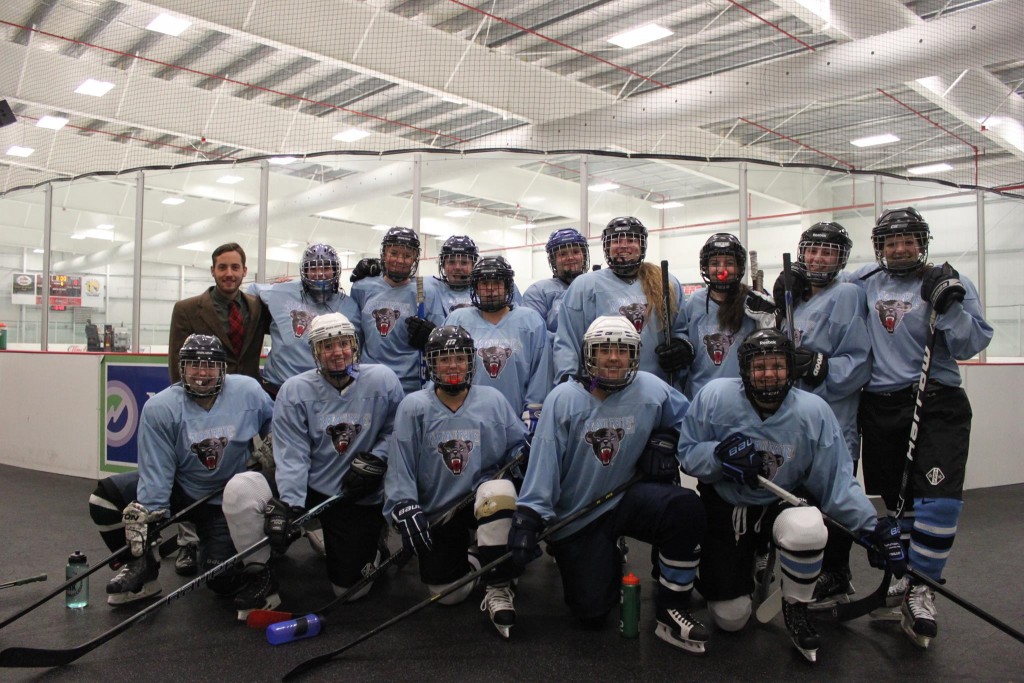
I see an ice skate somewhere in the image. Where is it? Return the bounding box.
[655,607,709,655]
[106,554,161,605]
[870,574,909,621]
[782,600,819,662]
[234,563,281,621]
[809,568,854,611]
[480,584,515,639]
[901,582,937,649]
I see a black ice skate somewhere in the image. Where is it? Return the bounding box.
[782,599,820,662]
[480,584,515,639]
[809,568,855,611]
[901,582,937,649]
[234,563,281,621]
[106,553,161,605]
[655,607,709,655]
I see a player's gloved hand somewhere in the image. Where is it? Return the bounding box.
[405,315,436,351]
[637,429,681,483]
[349,257,381,282]
[264,497,305,554]
[521,403,542,434]
[122,502,165,558]
[864,516,907,579]
[341,451,387,500]
[773,267,811,315]
[508,506,545,568]
[793,347,829,387]
[921,262,966,314]
[248,433,275,472]
[714,432,763,488]
[655,337,695,373]
[392,500,433,556]
[744,289,779,329]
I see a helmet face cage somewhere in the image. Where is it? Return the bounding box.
[470,257,515,312]
[179,334,227,399]
[798,222,852,286]
[582,316,642,392]
[602,217,647,276]
[699,233,747,292]
[871,208,930,274]
[546,228,590,281]
[738,330,795,406]
[300,244,341,302]
[380,227,421,282]
[425,325,475,395]
[308,313,359,380]
[438,236,479,288]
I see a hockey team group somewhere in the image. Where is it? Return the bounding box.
[84,207,993,665]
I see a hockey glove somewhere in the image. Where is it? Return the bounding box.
[341,451,388,500]
[772,267,811,315]
[264,497,305,554]
[637,428,681,484]
[793,347,829,387]
[714,432,763,488]
[349,257,381,282]
[122,502,165,558]
[865,516,907,579]
[921,262,966,314]
[744,289,779,330]
[508,506,545,568]
[392,501,433,556]
[405,315,436,352]
[655,338,695,373]
[521,403,542,435]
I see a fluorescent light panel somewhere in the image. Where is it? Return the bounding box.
[161,197,185,205]
[279,241,299,248]
[75,79,115,97]
[511,223,536,231]
[217,175,244,185]
[445,209,472,218]
[371,224,392,231]
[907,162,953,175]
[851,133,900,147]
[36,116,69,130]
[589,182,620,192]
[178,242,208,251]
[95,223,114,231]
[146,13,191,36]
[651,201,684,209]
[269,156,297,165]
[33,248,45,254]
[6,146,34,157]
[608,24,673,49]
[333,128,371,143]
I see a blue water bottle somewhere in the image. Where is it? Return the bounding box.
[267,614,323,645]
[65,551,89,609]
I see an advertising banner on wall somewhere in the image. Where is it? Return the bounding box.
[11,273,105,307]
[100,355,171,472]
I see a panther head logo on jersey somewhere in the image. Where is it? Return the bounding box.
[759,451,785,480]
[585,427,624,466]
[618,303,647,332]
[703,332,735,366]
[191,436,228,471]
[326,422,362,455]
[372,308,401,337]
[875,299,913,334]
[291,309,312,337]
[438,439,473,475]
[477,345,512,379]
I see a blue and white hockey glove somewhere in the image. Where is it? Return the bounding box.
[714,432,763,488]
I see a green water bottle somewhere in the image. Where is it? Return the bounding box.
[620,572,640,638]
[65,551,89,609]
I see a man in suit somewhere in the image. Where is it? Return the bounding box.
[166,243,269,575]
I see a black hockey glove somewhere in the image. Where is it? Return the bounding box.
[772,267,811,315]
[920,262,966,314]
[341,451,387,500]
[864,516,907,578]
[264,498,305,554]
[744,289,779,329]
[655,338,695,373]
[637,428,681,484]
[392,500,433,556]
[508,506,545,568]
[349,257,381,282]
[405,315,436,352]
[793,347,829,387]
[714,432,763,488]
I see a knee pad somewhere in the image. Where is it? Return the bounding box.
[474,479,517,547]
[708,596,751,632]
[428,577,477,606]
[89,488,123,531]
[221,471,273,519]
[772,507,827,553]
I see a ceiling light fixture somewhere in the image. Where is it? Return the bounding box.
[217,175,244,185]
[907,162,953,175]
[651,201,684,209]
[269,156,297,165]
[36,115,69,130]
[588,182,620,192]
[445,209,472,218]
[6,146,34,157]
[161,197,185,206]
[851,133,900,147]
[95,223,114,230]
[333,128,371,143]
[608,24,673,49]
[74,79,115,97]
[146,13,192,36]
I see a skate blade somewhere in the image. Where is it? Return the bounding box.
[869,606,903,622]
[900,619,933,649]
[492,623,512,639]
[795,644,818,662]
[655,623,707,655]
[107,583,161,606]
[808,593,851,612]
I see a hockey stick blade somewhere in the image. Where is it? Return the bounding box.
[827,568,892,622]
[0,574,47,591]
[0,493,346,668]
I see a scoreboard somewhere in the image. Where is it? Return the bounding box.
[11,273,105,307]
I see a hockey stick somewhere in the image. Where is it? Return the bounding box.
[416,275,427,387]
[0,574,47,591]
[757,475,1024,645]
[0,492,347,668]
[894,307,939,519]
[246,451,528,629]
[659,260,676,388]
[749,250,764,292]
[0,482,230,632]
[782,253,797,346]
[282,473,643,682]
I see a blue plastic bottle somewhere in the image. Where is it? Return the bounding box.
[266,614,323,645]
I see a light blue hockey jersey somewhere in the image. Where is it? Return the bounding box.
[522,277,569,334]
[682,288,756,399]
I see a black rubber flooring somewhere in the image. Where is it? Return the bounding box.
[1,464,1022,682]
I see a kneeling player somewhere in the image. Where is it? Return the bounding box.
[383,325,528,638]
[88,335,273,605]
[509,316,708,654]
[677,329,906,662]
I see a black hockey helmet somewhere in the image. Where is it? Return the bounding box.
[179,334,227,399]
[798,222,852,286]
[700,233,747,292]
[470,256,515,312]
[602,216,647,277]
[379,227,421,282]
[871,207,930,274]
[425,325,475,395]
[438,235,479,288]
[737,329,795,407]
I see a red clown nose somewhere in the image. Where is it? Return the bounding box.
[716,270,729,281]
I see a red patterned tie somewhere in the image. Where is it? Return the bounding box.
[228,299,244,356]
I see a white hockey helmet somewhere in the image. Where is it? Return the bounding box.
[582,315,642,391]
[308,313,359,380]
